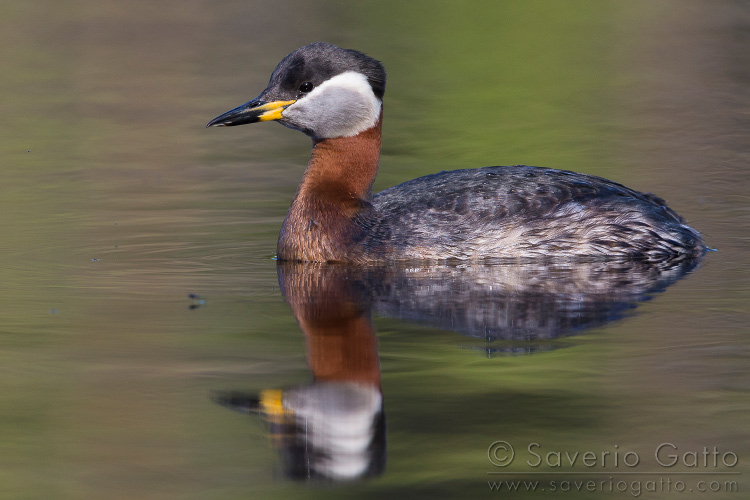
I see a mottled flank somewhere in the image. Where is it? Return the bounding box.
[371,165,705,262]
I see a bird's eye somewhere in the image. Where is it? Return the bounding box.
[298,81,314,93]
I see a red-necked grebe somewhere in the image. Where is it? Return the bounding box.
[207,42,705,263]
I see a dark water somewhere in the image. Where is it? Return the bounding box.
[1,1,748,498]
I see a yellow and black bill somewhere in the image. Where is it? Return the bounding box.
[206,97,295,127]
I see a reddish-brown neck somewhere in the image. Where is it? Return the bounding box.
[298,115,382,203]
[277,116,383,262]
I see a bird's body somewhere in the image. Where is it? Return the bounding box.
[374,165,703,262]
[208,42,705,263]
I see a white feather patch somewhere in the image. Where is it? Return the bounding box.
[283,71,381,139]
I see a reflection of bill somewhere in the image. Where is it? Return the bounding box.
[214,384,386,481]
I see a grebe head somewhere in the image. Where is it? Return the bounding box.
[207,42,386,140]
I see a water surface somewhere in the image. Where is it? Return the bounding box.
[1,1,748,499]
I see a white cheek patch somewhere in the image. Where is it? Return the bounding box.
[282,71,381,139]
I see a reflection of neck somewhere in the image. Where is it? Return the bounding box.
[277,116,382,262]
[279,264,381,388]
[300,306,380,387]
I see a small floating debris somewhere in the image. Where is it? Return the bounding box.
[188,293,205,310]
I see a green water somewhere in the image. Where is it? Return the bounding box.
[1,1,748,499]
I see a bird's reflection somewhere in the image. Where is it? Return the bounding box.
[214,262,387,481]
[369,257,703,350]
[214,255,702,481]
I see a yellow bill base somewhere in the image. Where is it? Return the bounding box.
[259,389,293,417]
[257,100,296,121]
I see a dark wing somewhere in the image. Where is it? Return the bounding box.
[372,165,703,260]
